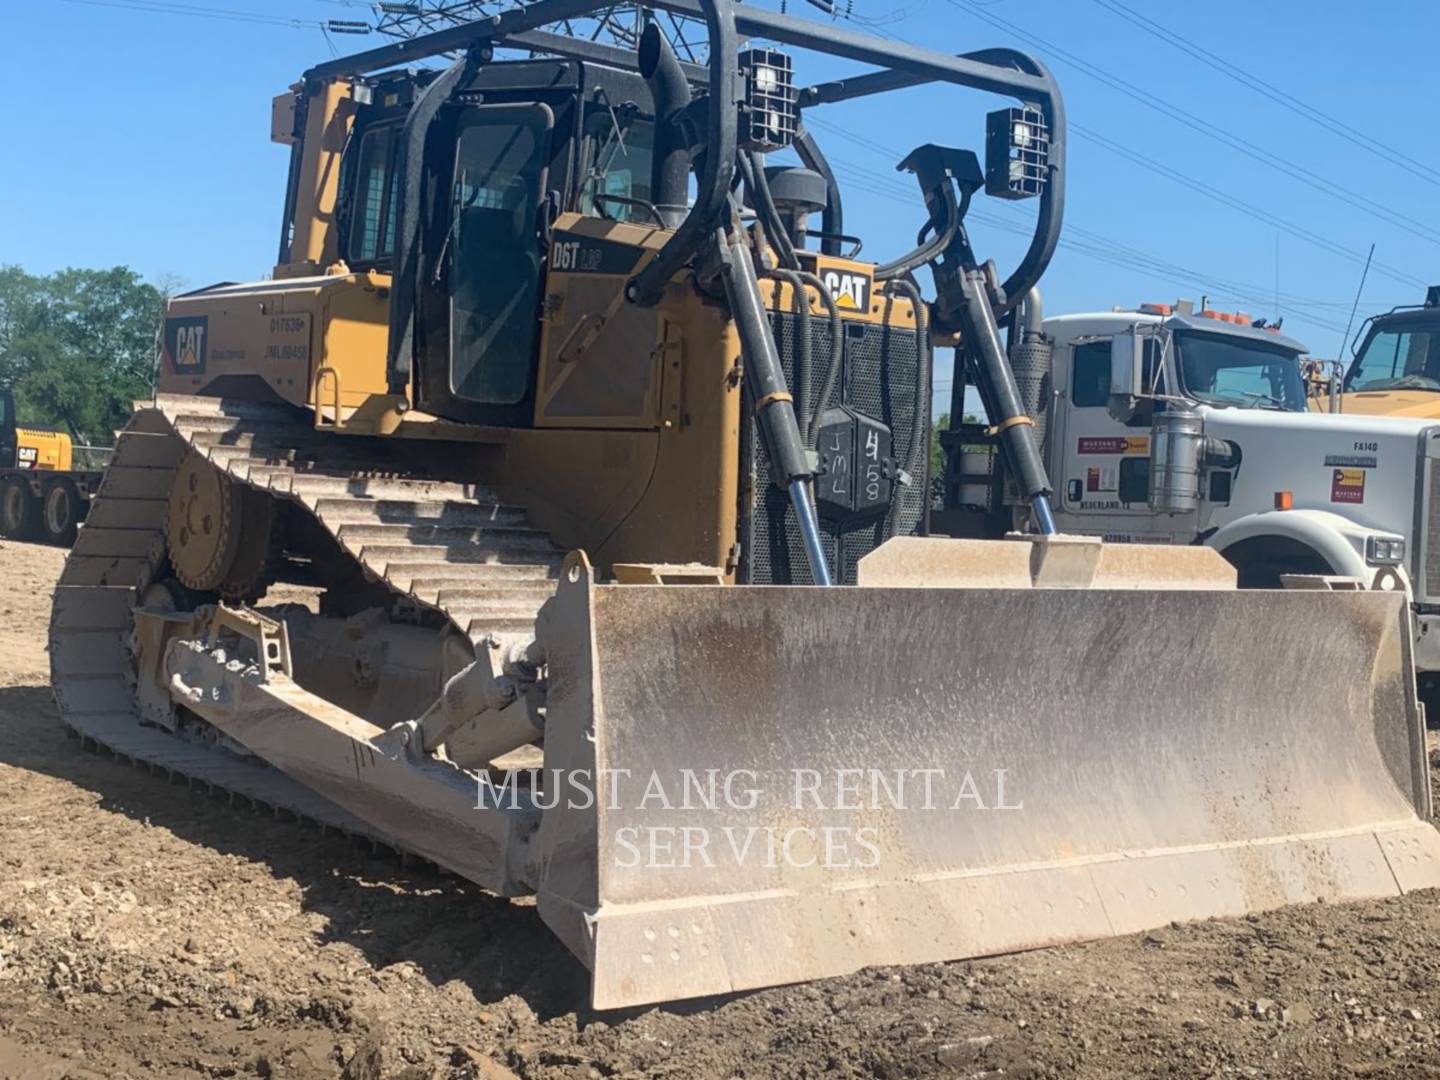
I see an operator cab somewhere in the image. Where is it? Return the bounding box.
[335,60,658,427]
[1345,310,1440,394]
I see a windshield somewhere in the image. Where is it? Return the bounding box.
[1176,331,1307,411]
[1346,325,1440,392]
[578,106,655,223]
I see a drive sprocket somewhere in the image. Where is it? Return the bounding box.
[164,451,244,592]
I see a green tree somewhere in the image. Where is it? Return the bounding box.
[930,411,949,480]
[0,266,166,444]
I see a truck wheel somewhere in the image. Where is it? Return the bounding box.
[0,477,39,541]
[41,479,80,546]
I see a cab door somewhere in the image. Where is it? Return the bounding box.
[416,101,558,427]
[1053,337,1174,541]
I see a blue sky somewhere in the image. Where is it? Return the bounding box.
[6,0,1439,415]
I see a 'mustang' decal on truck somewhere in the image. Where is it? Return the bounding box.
[1331,468,1366,504]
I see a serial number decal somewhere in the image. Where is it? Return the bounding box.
[1323,454,1377,468]
[1354,441,1379,452]
[263,312,311,363]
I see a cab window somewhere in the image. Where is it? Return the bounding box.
[1348,328,1440,392]
[578,105,656,223]
[449,104,552,405]
[1177,332,1305,410]
[349,125,400,264]
[1072,338,1165,407]
[1071,342,1110,406]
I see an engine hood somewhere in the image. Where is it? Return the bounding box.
[1192,404,1435,540]
[1328,390,1440,418]
[1197,403,1435,442]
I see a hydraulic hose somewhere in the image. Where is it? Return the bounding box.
[798,270,844,441]
[880,277,929,534]
[742,152,801,271]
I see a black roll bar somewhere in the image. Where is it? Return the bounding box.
[300,0,1064,315]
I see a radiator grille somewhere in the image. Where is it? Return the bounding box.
[739,308,931,585]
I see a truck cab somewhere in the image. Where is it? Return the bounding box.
[940,298,1440,682]
[1045,304,1312,546]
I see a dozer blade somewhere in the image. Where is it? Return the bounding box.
[529,541,1440,1009]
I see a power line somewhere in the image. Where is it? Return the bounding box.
[806,114,1385,327]
[830,155,1357,338]
[810,11,1426,297]
[60,0,331,28]
[1069,122,1425,292]
[947,0,1440,249]
[817,134,1361,336]
[1089,0,1440,190]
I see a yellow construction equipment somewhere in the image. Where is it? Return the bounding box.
[1313,286,1440,417]
[49,0,1440,1010]
[0,387,102,545]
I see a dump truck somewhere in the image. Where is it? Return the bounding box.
[50,0,1440,1010]
[1314,286,1440,418]
[938,298,1440,698]
[0,386,104,545]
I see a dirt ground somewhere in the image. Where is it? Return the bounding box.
[3,540,1440,1079]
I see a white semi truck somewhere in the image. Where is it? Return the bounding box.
[936,297,1440,682]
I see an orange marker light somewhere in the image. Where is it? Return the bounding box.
[1274,491,1293,511]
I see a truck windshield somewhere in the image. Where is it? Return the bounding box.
[1176,332,1306,411]
[1346,325,1440,392]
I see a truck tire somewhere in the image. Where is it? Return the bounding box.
[0,477,39,541]
[41,478,80,546]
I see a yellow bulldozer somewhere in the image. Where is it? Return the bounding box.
[49,0,1440,1009]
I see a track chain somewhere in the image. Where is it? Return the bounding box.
[48,394,564,839]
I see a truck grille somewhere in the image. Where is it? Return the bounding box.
[739,309,931,585]
[1425,457,1440,601]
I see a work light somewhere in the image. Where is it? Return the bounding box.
[985,106,1048,199]
[738,48,796,152]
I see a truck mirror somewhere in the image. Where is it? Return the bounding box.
[1107,330,1144,423]
[1109,331,1142,398]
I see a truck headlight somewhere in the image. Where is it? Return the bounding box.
[1366,535,1406,565]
